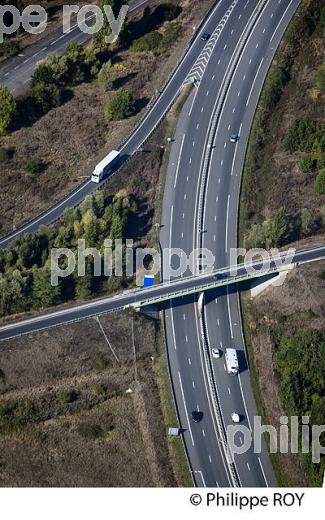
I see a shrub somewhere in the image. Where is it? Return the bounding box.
[298,156,317,173]
[98,60,113,90]
[95,356,108,370]
[320,271,325,280]
[130,31,163,53]
[154,3,182,22]
[104,88,133,121]
[77,423,105,439]
[0,39,20,61]
[58,389,77,404]
[25,160,40,174]
[0,147,8,162]
[315,168,325,194]
[317,63,325,92]
[284,118,325,153]
[30,82,61,114]
[92,383,106,396]
[0,86,16,135]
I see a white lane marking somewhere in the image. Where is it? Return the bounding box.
[189,85,199,116]
[247,462,251,471]
[185,335,188,343]
[194,470,206,487]
[228,387,231,395]
[192,140,196,147]
[212,74,215,80]
[202,429,206,437]
[231,122,242,176]
[196,123,200,129]
[184,193,187,200]
[189,158,192,165]
[178,371,195,446]
[258,457,269,486]
[188,357,191,365]
[217,319,220,326]
[209,455,212,463]
[246,57,264,107]
[226,288,234,339]
[192,381,195,389]
[270,0,294,42]
[238,374,252,431]
[225,194,230,253]
[183,314,186,320]
[174,134,185,188]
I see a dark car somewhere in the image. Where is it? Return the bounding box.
[192,411,204,423]
[201,32,211,41]
[213,273,228,281]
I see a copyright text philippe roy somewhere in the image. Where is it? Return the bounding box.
[189,492,305,509]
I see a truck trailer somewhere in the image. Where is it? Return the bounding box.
[225,348,239,376]
[91,150,120,183]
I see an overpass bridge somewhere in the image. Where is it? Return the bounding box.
[0,245,324,342]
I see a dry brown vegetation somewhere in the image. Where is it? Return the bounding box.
[0,0,214,236]
[0,311,179,487]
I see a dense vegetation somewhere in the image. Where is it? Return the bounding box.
[0,86,16,135]
[242,2,325,250]
[0,191,137,316]
[273,329,325,486]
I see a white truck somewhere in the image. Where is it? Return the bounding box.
[225,348,239,376]
[91,150,120,183]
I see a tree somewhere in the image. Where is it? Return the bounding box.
[98,60,113,90]
[299,156,316,173]
[104,88,133,121]
[30,82,61,114]
[270,207,290,246]
[300,208,314,237]
[317,63,325,92]
[32,268,61,307]
[0,86,16,135]
[315,168,325,194]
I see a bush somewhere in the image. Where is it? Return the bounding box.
[130,31,163,53]
[154,3,182,22]
[77,422,105,439]
[92,383,106,396]
[98,60,113,90]
[317,63,325,92]
[95,356,108,370]
[58,390,77,404]
[315,168,325,194]
[29,82,61,114]
[320,271,325,280]
[25,160,40,174]
[284,118,325,153]
[104,88,133,121]
[0,147,8,162]
[298,156,317,173]
[0,86,16,135]
[0,39,20,61]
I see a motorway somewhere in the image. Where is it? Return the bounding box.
[0,0,321,488]
[0,0,149,96]
[0,0,237,251]
[160,0,303,486]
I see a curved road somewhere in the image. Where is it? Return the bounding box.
[160,0,302,486]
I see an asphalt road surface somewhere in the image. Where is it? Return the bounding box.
[160,0,303,487]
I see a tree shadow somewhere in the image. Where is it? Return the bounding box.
[133,96,150,115]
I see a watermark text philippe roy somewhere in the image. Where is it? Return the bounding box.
[0,4,129,43]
